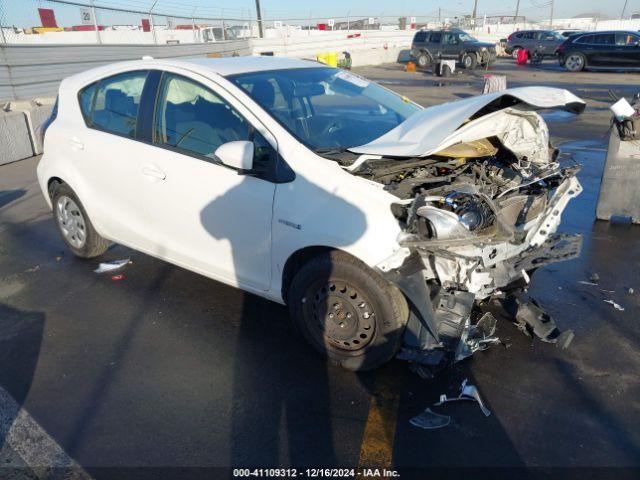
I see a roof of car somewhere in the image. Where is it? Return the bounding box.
[63,56,325,89]
[174,56,323,76]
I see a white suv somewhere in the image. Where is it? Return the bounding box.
[38,57,585,370]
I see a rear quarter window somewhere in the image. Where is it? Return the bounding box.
[78,70,148,139]
[78,82,97,122]
[575,34,594,44]
[430,32,442,43]
[413,31,427,42]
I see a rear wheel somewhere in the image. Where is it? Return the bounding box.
[565,52,586,72]
[462,52,478,69]
[288,251,409,371]
[51,183,110,258]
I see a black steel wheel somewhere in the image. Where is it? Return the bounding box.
[288,250,409,371]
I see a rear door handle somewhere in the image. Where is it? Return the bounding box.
[68,137,84,150]
[142,164,166,180]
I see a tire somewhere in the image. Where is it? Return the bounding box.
[415,52,432,70]
[564,52,586,72]
[287,250,409,371]
[51,182,110,258]
[462,52,478,69]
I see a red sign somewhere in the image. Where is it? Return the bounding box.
[141,18,151,32]
[317,23,326,30]
[38,8,58,28]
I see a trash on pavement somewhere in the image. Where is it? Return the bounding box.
[589,273,600,284]
[409,408,451,430]
[111,274,125,281]
[434,378,491,417]
[95,258,130,274]
[604,299,625,311]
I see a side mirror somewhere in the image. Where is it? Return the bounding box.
[215,141,254,172]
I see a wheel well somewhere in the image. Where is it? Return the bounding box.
[47,177,65,199]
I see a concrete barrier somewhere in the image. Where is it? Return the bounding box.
[0,110,33,165]
[5,98,56,155]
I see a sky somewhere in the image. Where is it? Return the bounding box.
[2,0,638,27]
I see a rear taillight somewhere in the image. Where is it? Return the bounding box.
[507,34,513,41]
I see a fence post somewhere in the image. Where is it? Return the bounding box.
[149,0,158,45]
[91,1,101,44]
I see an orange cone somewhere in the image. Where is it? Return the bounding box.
[406,61,416,72]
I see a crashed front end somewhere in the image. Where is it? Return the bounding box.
[349,87,586,367]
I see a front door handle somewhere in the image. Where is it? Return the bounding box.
[68,137,84,150]
[142,165,166,180]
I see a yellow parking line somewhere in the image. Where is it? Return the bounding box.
[357,367,404,471]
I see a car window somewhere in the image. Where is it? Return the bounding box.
[575,34,593,44]
[89,70,147,138]
[78,82,97,122]
[593,34,615,45]
[413,31,427,42]
[616,33,640,45]
[430,32,442,43]
[154,73,260,160]
[230,67,420,152]
[522,32,534,40]
[442,33,458,45]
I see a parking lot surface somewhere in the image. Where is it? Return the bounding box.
[1,58,639,478]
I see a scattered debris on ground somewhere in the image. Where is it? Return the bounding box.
[94,258,130,274]
[603,299,625,311]
[434,378,492,418]
[589,273,600,284]
[409,408,451,430]
[111,274,125,282]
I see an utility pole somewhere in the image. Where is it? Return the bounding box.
[549,0,554,27]
[254,0,263,38]
[471,0,478,23]
[621,0,629,19]
[514,0,520,23]
[438,7,441,25]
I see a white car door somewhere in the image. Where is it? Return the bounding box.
[136,71,276,291]
[73,69,160,252]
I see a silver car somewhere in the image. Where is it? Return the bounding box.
[506,30,565,58]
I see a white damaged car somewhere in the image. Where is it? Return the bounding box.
[37,57,585,370]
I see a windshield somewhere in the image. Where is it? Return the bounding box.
[229,67,421,152]
[458,32,477,42]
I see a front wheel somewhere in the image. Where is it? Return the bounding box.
[51,183,110,258]
[288,251,409,371]
[415,52,432,69]
[564,53,586,72]
[462,53,478,69]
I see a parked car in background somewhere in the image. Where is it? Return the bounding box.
[505,30,565,58]
[410,28,496,69]
[557,29,583,37]
[557,31,640,71]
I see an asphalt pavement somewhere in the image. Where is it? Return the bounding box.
[0,58,639,479]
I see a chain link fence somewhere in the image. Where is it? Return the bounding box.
[0,0,253,45]
[0,0,534,46]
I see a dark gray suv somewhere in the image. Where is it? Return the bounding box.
[410,28,497,70]
[505,30,565,58]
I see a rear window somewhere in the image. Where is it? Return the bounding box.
[78,70,148,138]
[593,34,615,45]
[430,32,442,43]
[575,34,593,44]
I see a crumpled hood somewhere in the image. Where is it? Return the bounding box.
[349,87,585,158]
